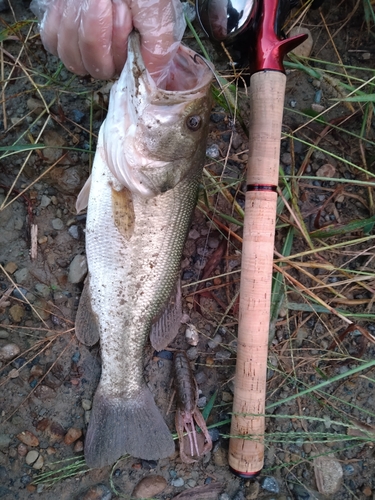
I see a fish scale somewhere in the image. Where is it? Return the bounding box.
[75,32,212,468]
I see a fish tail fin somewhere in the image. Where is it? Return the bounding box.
[84,385,175,468]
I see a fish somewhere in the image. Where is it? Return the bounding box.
[75,31,213,468]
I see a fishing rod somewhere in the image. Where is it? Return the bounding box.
[196,0,307,477]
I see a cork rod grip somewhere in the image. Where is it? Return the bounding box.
[229,71,286,476]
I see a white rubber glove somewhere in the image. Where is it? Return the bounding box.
[30,0,186,85]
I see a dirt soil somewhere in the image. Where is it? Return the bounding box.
[1,1,375,499]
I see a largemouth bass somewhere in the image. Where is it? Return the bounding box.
[75,32,212,468]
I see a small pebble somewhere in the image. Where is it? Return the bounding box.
[17,431,39,447]
[64,427,82,445]
[68,254,88,283]
[40,195,51,208]
[0,434,11,450]
[9,304,24,323]
[18,443,28,457]
[35,283,51,298]
[68,225,80,239]
[171,477,185,488]
[0,330,9,339]
[81,484,112,500]
[81,399,92,411]
[72,109,85,123]
[0,343,21,361]
[289,27,313,57]
[363,486,372,497]
[316,163,336,178]
[132,476,167,498]
[197,396,207,408]
[185,324,199,346]
[208,428,220,442]
[208,334,222,349]
[314,456,343,495]
[73,440,84,452]
[206,144,220,158]
[260,476,280,493]
[4,262,18,274]
[25,450,39,465]
[32,455,44,470]
[51,218,64,230]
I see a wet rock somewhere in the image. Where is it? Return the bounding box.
[4,261,17,274]
[314,456,343,495]
[171,477,185,488]
[17,430,39,447]
[9,304,24,323]
[132,476,167,498]
[64,427,82,445]
[25,450,39,465]
[14,267,29,283]
[0,343,21,361]
[0,434,11,450]
[260,476,280,493]
[68,254,88,283]
[80,484,112,500]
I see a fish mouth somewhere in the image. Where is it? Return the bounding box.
[127,30,213,99]
[103,31,213,197]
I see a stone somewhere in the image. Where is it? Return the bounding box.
[9,304,24,323]
[18,443,28,456]
[25,450,39,465]
[40,195,51,208]
[33,455,44,469]
[35,283,51,298]
[81,399,92,411]
[17,430,39,447]
[68,254,88,283]
[14,268,29,283]
[0,343,21,361]
[68,225,80,239]
[4,262,17,274]
[64,427,82,445]
[80,484,112,500]
[73,440,84,452]
[0,434,11,450]
[314,456,343,495]
[316,164,336,178]
[0,330,9,339]
[289,27,313,58]
[132,476,167,498]
[260,476,280,493]
[52,218,64,230]
[171,477,184,488]
[32,299,51,321]
[208,334,222,349]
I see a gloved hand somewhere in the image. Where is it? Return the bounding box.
[30,0,186,85]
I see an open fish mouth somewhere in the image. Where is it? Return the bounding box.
[102,31,213,197]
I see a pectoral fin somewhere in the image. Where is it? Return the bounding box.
[111,186,135,239]
[75,279,100,346]
[150,280,182,351]
[76,174,92,214]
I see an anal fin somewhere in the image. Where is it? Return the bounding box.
[150,279,182,351]
[75,279,100,346]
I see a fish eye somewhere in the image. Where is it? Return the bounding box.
[186,115,202,131]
